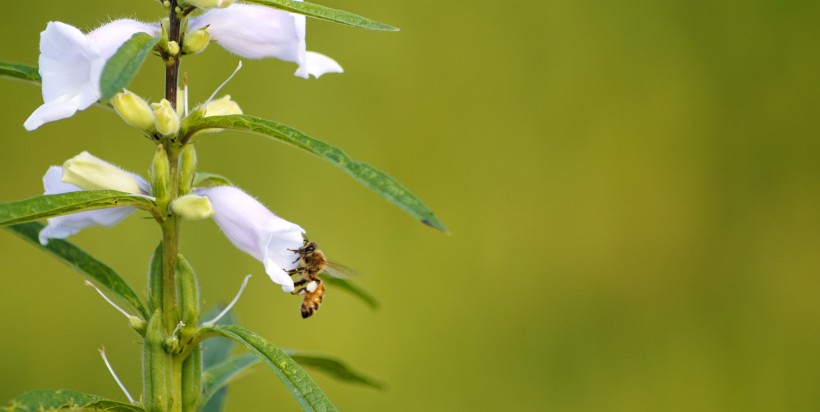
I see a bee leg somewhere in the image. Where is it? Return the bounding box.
[292,276,309,295]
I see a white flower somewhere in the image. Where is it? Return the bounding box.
[24,19,158,131]
[39,162,149,245]
[198,186,305,292]
[188,3,343,79]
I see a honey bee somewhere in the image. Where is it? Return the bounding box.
[288,240,356,318]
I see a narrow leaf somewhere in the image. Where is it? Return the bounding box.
[244,0,397,31]
[182,115,447,232]
[99,33,160,101]
[200,353,260,410]
[3,389,144,412]
[288,353,384,390]
[323,277,378,310]
[0,190,157,226]
[0,62,41,84]
[4,222,148,318]
[202,325,338,412]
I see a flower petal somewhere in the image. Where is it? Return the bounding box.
[86,19,159,60]
[199,186,305,292]
[295,51,344,79]
[24,94,83,131]
[38,166,136,245]
[189,4,301,61]
[26,20,158,131]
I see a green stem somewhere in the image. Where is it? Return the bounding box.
[157,2,185,411]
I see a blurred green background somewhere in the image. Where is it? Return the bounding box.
[2,1,820,410]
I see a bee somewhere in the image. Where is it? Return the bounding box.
[288,240,356,318]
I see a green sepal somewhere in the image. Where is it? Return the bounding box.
[323,277,378,310]
[181,115,447,233]
[200,325,338,412]
[2,389,144,412]
[0,190,159,226]
[0,62,41,85]
[288,352,384,390]
[179,145,198,195]
[193,172,233,189]
[176,254,201,334]
[243,0,398,31]
[4,222,148,319]
[143,310,172,412]
[181,346,203,412]
[152,145,172,210]
[100,33,160,102]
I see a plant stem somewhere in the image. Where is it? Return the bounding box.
[160,2,184,411]
[166,0,181,109]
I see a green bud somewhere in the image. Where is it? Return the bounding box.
[143,310,172,412]
[151,145,171,205]
[62,152,143,194]
[183,29,210,55]
[203,95,243,117]
[178,144,197,195]
[111,90,155,130]
[187,0,233,8]
[152,99,180,136]
[128,316,148,334]
[171,195,215,220]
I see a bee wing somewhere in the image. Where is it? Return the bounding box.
[322,261,359,279]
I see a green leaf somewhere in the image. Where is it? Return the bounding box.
[0,190,157,226]
[194,172,234,188]
[99,33,160,101]
[323,277,378,310]
[288,353,385,390]
[244,0,397,31]
[0,62,41,84]
[200,353,260,410]
[202,325,338,412]
[3,222,149,319]
[200,306,236,412]
[3,389,144,412]
[182,115,447,233]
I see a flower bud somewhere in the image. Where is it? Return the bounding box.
[111,90,155,130]
[172,194,215,220]
[188,0,233,9]
[151,145,171,204]
[62,152,143,194]
[203,95,242,117]
[151,99,180,136]
[178,144,197,195]
[176,254,201,333]
[167,40,180,56]
[183,29,210,55]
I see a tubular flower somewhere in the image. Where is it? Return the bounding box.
[188,3,343,79]
[39,159,150,245]
[24,19,159,131]
[198,186,305,292]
